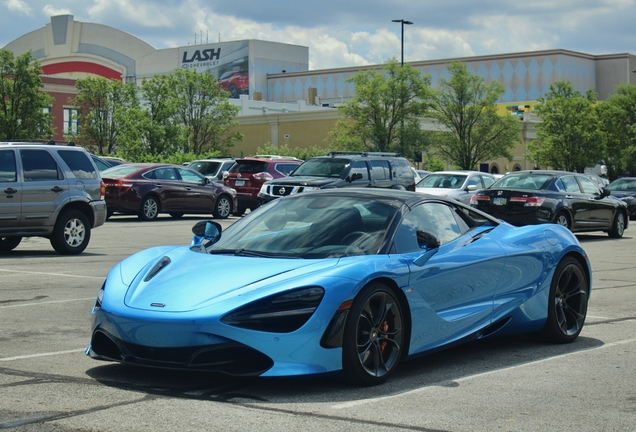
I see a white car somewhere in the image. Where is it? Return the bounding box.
[416,170,496,204]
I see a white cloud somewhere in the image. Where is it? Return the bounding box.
[5,0,32,15]
[87,0,173,28]
[43,5,72,16]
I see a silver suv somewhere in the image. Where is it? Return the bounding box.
[0,143,107,254]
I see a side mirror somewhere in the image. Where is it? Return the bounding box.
[466,185,477,192]
[347,172,363,183]
[416,230,441,249]
[600,187,611,198]
[191,220,222,248]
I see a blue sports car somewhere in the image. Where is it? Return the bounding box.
[87,188,591,385]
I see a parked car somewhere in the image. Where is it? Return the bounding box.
[415,169,430,179]
[188,158,236,183]
[90,154,114,172]
[258,152,416,204]
[87,188,591,385]
[101,163,238,220]
[101,156,128,166]
[606,177,636,220]
[218,69,249,98]
[0,142,107,254]
[470,170,628,237]
[416,170,496,204]
[223,156,303,215]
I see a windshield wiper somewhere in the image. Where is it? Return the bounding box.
[207,248,299,258]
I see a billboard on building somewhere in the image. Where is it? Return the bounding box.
[178,41,249,98]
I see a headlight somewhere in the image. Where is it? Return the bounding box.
[221,287,324,332]
[92,282,105,314]
[302,186,320,192]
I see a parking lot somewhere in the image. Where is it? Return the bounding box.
[1,215,635,431]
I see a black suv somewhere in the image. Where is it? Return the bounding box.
[0,142,107,254]
[258,152,416,203]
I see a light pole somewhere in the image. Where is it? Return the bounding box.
[391,19,413,66]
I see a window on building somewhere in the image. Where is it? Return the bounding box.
[63,108,79,135]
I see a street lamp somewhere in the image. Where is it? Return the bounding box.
[391,19,413,66]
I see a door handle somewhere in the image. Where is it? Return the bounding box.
[4,188,18,194]
[51,186,64,193]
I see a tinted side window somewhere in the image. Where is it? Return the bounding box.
[482,176,495,188]
[178,167,204,183]
[0,150,17,182]
[20,150,61,181]
[561,175,581,193]
[370,160,390,180]
[391,159,413,180]
[466,175,482,188]
[577,176,601,195]
[59,150,98,179]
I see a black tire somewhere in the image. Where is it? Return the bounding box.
[50,210,91,255]
[342,282,405,386]
[139,196,160,221]
[213,195,232,219]
[608,211,625,238]
[536,256,589,343]
[0,236,22,253]
[553,211,571,230]
[229,84,238,98]
[169,212,184,219]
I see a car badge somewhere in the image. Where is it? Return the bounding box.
[237,173,242,178]
[279,187,286,195]
[497,191,503,196]
[150,303,166,308]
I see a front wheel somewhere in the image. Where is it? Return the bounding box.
[0,236,22,253]
[535,256,589,343]
[608,211,625,238]
[50,210,91,255]
[342,282,405,386]
[139,196,160,221]
[213,195,232,219]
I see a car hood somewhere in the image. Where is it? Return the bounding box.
[271,176,340,187]
[120,246,338,312]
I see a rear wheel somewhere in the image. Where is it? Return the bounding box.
[535,256,589,343]
[608,211,625,238]
[213,195,232,219]
[0,236,22,253]
[342,282,404,386]
[50,210,91,255]
[553,211,570,230]
[139,196,160,221]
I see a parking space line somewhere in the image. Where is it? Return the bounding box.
[0,349,85,362]
[330,337,636,410]
[1,298,95,308]
[0,269,104,279]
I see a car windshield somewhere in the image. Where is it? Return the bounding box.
[209,195,399,259]
[492,173,552,190]
[190,161,221,176]
[291,158,349,178]
[607,179,636,191]
[417,174,467,189]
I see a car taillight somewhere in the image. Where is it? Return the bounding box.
[104,179,133,191]
[252,172,274,181]
[510,196,546,206]
[99,180,106,200]
[470,195,490,204]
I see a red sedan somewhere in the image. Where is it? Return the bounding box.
[101,163,238,221]
[218,70,248,98]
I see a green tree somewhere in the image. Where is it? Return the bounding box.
[429,62,520,171]
[597,84,636,178]
[0,50,53,140]
[529,80,604,172]
[72,76,138,154]
[328,58,434,159]
[172,69,242,154]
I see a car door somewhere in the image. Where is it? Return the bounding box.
[19,149,69,230]
[576,175,613,228]
[149,167,185,212]
[176,167,214,213]
[559,175,590,229]
[393,202,505,354]
[0,149,21,231]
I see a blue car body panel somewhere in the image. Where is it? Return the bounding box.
[87,190,591,379]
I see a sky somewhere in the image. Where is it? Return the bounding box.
[2,0,636,70]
